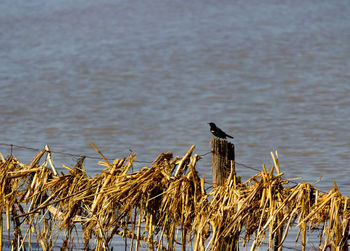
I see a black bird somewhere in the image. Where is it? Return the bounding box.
[208,122,233,139]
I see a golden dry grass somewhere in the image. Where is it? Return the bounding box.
[0,144,348,250]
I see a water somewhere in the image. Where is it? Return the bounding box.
[1,0,350,248]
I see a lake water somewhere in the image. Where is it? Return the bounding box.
[1,0,350,248]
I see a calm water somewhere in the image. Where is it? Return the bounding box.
[1,0,350,247]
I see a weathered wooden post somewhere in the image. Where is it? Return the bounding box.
[211,137,238,251]
[211,138,235,186]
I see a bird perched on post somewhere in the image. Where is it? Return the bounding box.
[208,122,233,139]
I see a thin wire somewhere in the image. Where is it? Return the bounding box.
[199,151,212,157]
[0,142,117,161]
[0,143,164,164]
[235,161,261,172]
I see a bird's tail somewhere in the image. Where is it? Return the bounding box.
[227,134,234,139]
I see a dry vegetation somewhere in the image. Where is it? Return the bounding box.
[0,143,349,250]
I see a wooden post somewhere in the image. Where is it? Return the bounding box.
[211,138,238,250]
[211,138,235,186]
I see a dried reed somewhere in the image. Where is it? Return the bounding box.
[0,145,348,250]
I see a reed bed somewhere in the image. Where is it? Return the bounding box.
[0,144,348,250]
